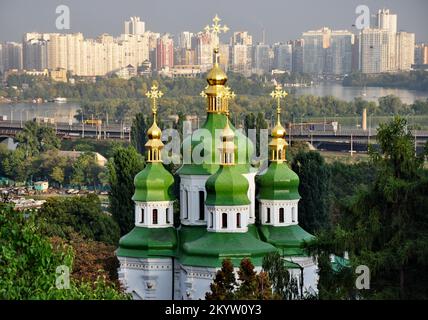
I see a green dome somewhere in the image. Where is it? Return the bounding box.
[205,165,250,206]
[256,162,300,201]
[178,113,254,176]
[133,163,175,202]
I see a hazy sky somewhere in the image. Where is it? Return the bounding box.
[1,0,427,43]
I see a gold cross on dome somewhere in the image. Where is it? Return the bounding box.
[200,85,209,98]
[223,86,236,101]
[270,85,288,112]
[204,14,229,41]
[146,84,164,115]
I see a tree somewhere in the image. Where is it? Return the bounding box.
[1,148,33,182]
[131,112,148,154]
[235,258,259,299]
[15,121,60,157]
[291,151,331,233]
[38,194,120,245]
[70,152,104,187]
[305,117,428,299]
[205,259,236,300]
[0,204,129,299]
[262,252,299,300]
[108,146,145,235]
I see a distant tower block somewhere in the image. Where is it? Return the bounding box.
[362,108,367,131]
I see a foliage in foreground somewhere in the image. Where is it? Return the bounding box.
[305,117,428,299]
[206,254,302,300]
[37,194,120,245]
[0,204,129,299]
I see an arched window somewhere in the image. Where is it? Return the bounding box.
[140,208,144,224]
[292,207,296,222]
[279,208,285,223]
[236,213,241,228]
[222,212,227,229]
[266,208,271,223]
[153,209,158,224]
[184,190,189,219]
[210,212,213,228]
[199,191,205,220]
[166,208,170,224]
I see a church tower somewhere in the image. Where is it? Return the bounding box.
[256,85,318,294]
[116,84,177,300]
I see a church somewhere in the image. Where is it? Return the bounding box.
[116,16,318,300]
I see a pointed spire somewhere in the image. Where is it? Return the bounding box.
[269,85,288,162]
[145,84,164,162]
[202,15,231,114]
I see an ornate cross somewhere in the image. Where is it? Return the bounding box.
[222,86,236,115]
[270,85,288,115]
[204,14,229,49]
[146,84,164,117]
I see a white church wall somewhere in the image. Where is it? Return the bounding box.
[117,257,174,300]
[179,175,210,226]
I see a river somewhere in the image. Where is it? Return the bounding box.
[1,84,427,122]
[293,83,428,104]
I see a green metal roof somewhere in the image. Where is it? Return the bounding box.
[133,162,175,202]
[331,255,351,273]
[256,162,301,201]
[258,224,314,257]
[177,113,254,176]
[178,225,278,268]
[116,226,178,258]
[205,165,250,206]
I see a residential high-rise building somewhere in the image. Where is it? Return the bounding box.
[230,44,252,76]
[302,27,330,74]
[396,32,415,71]
[415,43,428,65]
[218,43,229,71]
[302,27,353,75]
[376,9,397,33]
[178,31,193,49]
[124,16,145,35]
[291,39,304,73]
[326,31,354,75]
[231,31,252,46]
[230,31,252,76]
[194,32,213,71]
[23,33,49,71]
[253,43,271,75]
[360,28,391,74]
[155,34,174,70]
[360,9,414,73]
[0,42,23,71]
[273,42,292,72]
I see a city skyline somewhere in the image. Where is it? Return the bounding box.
[0,0,427,43]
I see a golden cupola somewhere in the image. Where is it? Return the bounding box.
[200,14,231,114]
[268,85,289,162]
[145,84,164,163]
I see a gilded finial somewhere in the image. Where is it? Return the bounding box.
[145,83,164,162]
[270,85,288,125]
[146,84,164,122]
[269,84,288,162]
[204,14,229,49]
